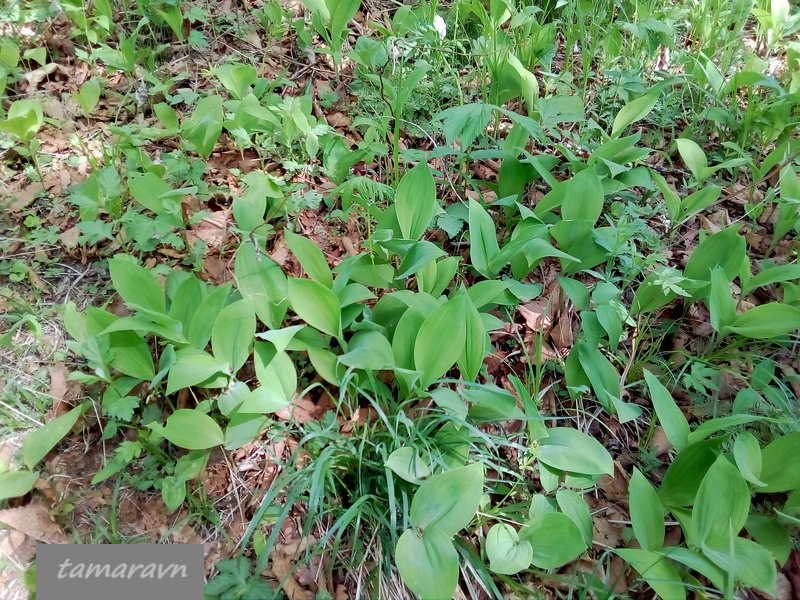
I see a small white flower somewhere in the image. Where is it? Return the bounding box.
[433,14,446,40]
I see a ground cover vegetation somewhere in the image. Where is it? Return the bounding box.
[1,0,800,598]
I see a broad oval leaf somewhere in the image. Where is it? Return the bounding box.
[414,294,468,389]
[676,138,708,180]
[211,300,255,373]
[0,470,40,500]
[284,229,333,288]
[729,303,800,339]
[521,512,587,569]
[338,330,395,371]
[108,256,165,314]
[658,438,722,507]
[758,432,800,492]
[182,94,223,159]
[235,241,287,329]
[486,523,533,575]
[693,456,750,544]
[684,225,745,285]
[701,536,776,596]
[733,431,765,486]
[457,294,487,382]
[536,427,614,476]
[166,348,228,395]
[395,162,437,241]
[468,199,501,278]
[287,277,341,338]
[148,409,224,450]
[395,528,458,600]
[615,548,687,600]
[385,447,431,484]
[410,463,484,535]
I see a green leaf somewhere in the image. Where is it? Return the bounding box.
[746,515,791,565]
[166,348,228,395]
[536,427,614,476]
[385,447,432,484]
[395,162,438,241]
[127,172,174,216]
[615,548,686,600]
[109,330,155,380]
[742,263,800,294]
[0,470,39,500]
[414,294,468,389]
[161,476,186,513]
[658,439,722,507]
[486,523,533,575]
[338,330,395,371]
[676,138,709,180]
[468,199,501,278]
[107,256,165,314]
[235,241,287,329]
[211,300,256,373]
[629,468,665,551]
[701,536,776,596]
[693,456,750,544]
[410,463,483,535]
[555,489,593,546]
[611,90,660,136]
[284,229,333,288]
[76,78,101,115]
[561,167,603,224]
[729,303,800,339]
[182,94,223,158]
[643,369,690,451]
[395,528,459,600]
[660,547,725,591]
[287,278,341,338]
[457,294,486,382]
[758,432,800,492]
[148,409,225,450]
[174,450,210,481]
[22,404,85,469]
[679,185,722,224]
[708,266,735,333]
[186,283,232,348]
[733,432,765,486]
[684,225,745,285]
[213,63,257,100]
[521,512,587,569]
